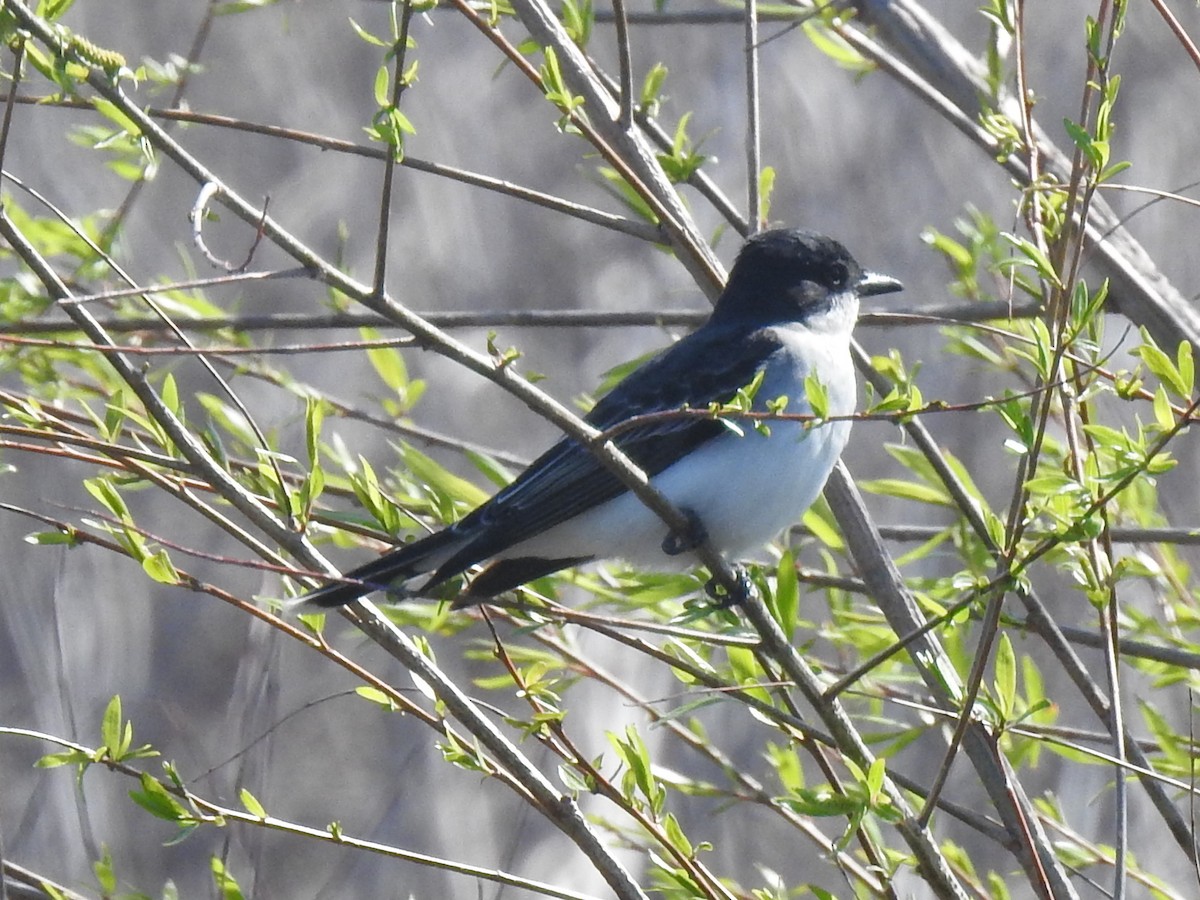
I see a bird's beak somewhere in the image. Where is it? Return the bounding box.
[857,272,904,297]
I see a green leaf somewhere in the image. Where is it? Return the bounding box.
[92,98,142,137]
[402,443,490,508]
[466,450,515,489]
[348,16,389,47]
[1098,160,1132,183]
[93,847,117,895]
[39,0,78,20]
[1063,117,1105,169]
[211,856,246,900]
[197,393,256,449]
[639,62,668,113]
[770,551,799,638]
[364,334,407,393]
[866,757,887,799]
[662,812,693,856]
[800,502,843,550]
[801,18,872,73]
[859,478,951,507]
[85,477,131,522]
[1153,385,1175,431]
[609,725,664,814]
[1133,329,1191,399]
[373,65,391,107]
[595,166,658,225]
[1177,339,1194,397]
[25,529,80,546]
[305,396,324,471]
[101,695,123,756]
[994,633,1017,721]
[780,786,864,817]
[36,748,93,768]
[355,685,400,710]
[1002,233,1062,287]
[804,372,829,419]
[560,0,593,47]
[130,772,189,821]
[239,788,267,819]
[142,549,180,585]
[160,373,180,417]
[758,166,776,221]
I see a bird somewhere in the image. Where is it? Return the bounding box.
[301,228,902,609]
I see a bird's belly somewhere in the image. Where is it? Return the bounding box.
[502,417,851,567]
[650,416,851,559]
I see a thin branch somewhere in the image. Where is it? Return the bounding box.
[190,181,269,272]
[0,32,24,176]
[2,861,89,900]
[610,0,635,130]
[744,0,762,230]
[852,523,1200,547]
[0,297,1044,336]
[372,1,417,298]
[10,93,663,242]
[1147,0,1200,75]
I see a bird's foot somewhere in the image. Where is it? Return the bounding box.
[704,565,755,609]
[661,508,708,556]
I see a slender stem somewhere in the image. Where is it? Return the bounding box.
[0,296,1044,335]
[611,0,635,130]
[372,1,417,298]
[1147,0,1200,73]
[0,34,25,177]
[743,0,761,230]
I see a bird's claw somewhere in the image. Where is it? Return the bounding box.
[704,565,754,609]
[661,507,708,556]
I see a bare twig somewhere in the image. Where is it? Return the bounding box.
[744,0,761,230]
[190,182,269,272]
[0,297,1045,336]
[0,33,24,176]
[371,1,417,298]
[610,0,635,130]
[1148,0,1200,74]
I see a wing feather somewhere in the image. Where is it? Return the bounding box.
[429,326,783,580]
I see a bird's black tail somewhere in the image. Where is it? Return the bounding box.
[301,528,465,608]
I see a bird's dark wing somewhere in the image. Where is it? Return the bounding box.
[429,326,783,580]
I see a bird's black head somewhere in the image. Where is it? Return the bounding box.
[711,229,902,329]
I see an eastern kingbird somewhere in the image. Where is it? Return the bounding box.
[303,228,901,609]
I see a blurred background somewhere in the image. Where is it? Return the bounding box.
[2,1,1200,897]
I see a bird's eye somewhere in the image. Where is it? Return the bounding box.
[827,262,850,288]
